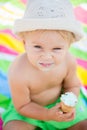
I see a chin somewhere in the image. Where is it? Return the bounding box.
[39,68,51,72]
[38,66,55,72]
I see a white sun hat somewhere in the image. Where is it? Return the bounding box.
[14,0,84,41]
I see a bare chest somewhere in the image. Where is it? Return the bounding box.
[28,71,65,105]
[27,67,66,94]
[25,65,67,105]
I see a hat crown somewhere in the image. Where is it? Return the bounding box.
[14,0,84,41]
[24,0,75,19]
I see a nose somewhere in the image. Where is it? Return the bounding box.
[41,51,53,60]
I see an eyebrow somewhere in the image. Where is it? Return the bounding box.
[32,41,65,47]
[32,41,42,44]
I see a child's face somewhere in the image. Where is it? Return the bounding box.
[24,30,69,71]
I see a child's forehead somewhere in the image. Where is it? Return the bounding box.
[24,30,67,40]
[25,30,68,46]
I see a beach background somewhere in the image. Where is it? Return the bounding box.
[0,0,87,129]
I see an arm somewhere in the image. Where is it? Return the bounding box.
[8,70,49,121]
[63,55,81,97]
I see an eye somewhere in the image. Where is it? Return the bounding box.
[53,48,62,50]
[34,45,42,49]
[53,48,62,53]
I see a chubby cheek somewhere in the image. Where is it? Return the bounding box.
[55,52,66,64]
[27,51,39,64]
[56,57,63,64]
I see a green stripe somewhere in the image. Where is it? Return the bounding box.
[10,0,25,9]
[70,47,87,60]
[0,25,12,30]
[71,0,87,6]
[0,0,10,3]
[0,94,11,109]
[83,26,87,33]
[0,0,25,9]
[0,60,11,73]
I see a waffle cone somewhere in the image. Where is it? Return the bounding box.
[61,102,74,113]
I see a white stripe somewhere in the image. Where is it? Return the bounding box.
[72,38,87,52]
[0,53,16,61]
[0,107,5,115]
[0,3,24,25]
[80,4,87,11]
[81,86,87,98]
[5,2,24,16]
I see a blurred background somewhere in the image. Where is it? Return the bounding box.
[0,0,87,129]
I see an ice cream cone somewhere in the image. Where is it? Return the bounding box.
[61,102,74,113]
[60,92,78,113]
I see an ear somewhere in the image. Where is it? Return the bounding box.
[23,40,26,50]
[22,40,25,44]
[17,33,25,43]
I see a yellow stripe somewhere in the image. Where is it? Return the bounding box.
[77,66,87,86]
[0,15,14,21]
[1,6,22,16]
[1,6,14,15]
[0,33,24,53]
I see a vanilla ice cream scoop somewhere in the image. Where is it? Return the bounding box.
[60,92,78,112]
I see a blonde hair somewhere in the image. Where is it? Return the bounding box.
[18,30,75,44]
[56,30,75,44]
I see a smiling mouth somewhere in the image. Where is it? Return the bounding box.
[39,63,54,67]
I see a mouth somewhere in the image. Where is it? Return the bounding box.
[39,63,54,67]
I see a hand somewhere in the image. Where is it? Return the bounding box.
[47,103,75,122]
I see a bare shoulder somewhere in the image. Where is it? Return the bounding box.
[66,52,77,70]
[8,53,29,83]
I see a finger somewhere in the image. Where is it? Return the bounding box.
[64,112,75,121]
[64,117,74,122]
[68,109,76,117]
[64,110,74,116]
[60,114,74,122]
[57,110,75,122]
[58,111,63,114]
[70,111,76,119]
[56,115,73,122]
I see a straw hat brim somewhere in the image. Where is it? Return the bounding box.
[14,18,84,41]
